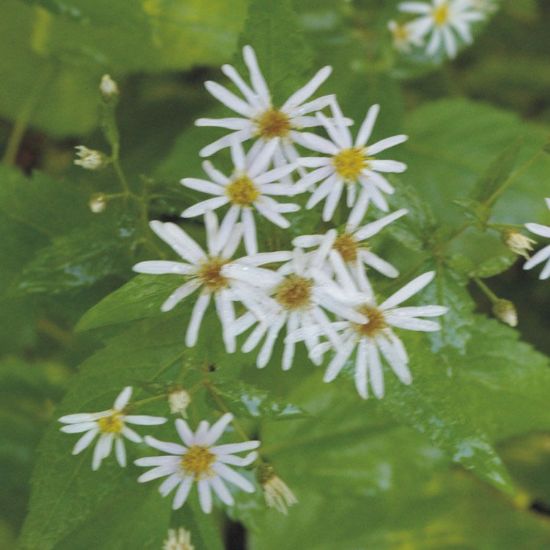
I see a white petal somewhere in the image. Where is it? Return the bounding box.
[195,117,250,130]
[355,104,380,147]
[243,45,270,104]
[181,177,224,196]
[257,316,286,368]
[72,428,98,455]
[360,250,399,278]
[292,131,339,155]
[242,208,258,255]
[366,341,385,399]
[204,413,234,446]
[144,435,186,455]
[212,441,260,455]
[216,205,241,254]
[385,315,442,331]
[61,422,97,434]
[367,135,408,156]
[115,438,126,467]
[159,473,183,497]
[353,208,408,240]
[526,223,550,239]
[369,159,407,173]
[205,80,254,117]
[186,293,211,347]
[248,139,279,178]
[59,412,107,424]
[125,415,167,426]
[138,465,176,483]
[346,188,371,231]
[114,386,133,410]
[122,426,142,443]
[210,476,234,506]
[198,478,213,513]
[399,2,432,14]
[221,63,262,107]
[380,271,436,310]
[133,261,193,276]
[524,245,550,270]
[282,66,332,111]
[255,198,292,228]
[376,334,412,385]
[199,129,252,158]
[150,221,206,263]
[322,181,344,222]
[355,339,368,399]
[202,160,229,185]
[172,477,194,509]
[389,305,448,317]
[213,462,255,492]
[135,455,180,467]
[161,280,201,313]
[323,338,355,382]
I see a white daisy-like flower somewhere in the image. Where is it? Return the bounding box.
[163,527,194,550]
[58,386,167,470]
[133,211,291,351]
[388,20,424,53]
[294,208,409,295]
[524,198,550,280]
[231,233,368,370]
[196,44,335,175]
[296,102,407,222]
[135,413,259,514]
[181,139,300,255]
[294,272,447,399]
[399,0,485,59]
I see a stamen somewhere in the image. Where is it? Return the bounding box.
[181,445,215,479]
[433,3,450,26]
[275,275,313,311]
[255,109,291,139]
[334,233,360,263]
[98,413,124,434]
[197,257,229,291]
[353,305,387,337]
[226,175,260,206]
[332,147,369,181]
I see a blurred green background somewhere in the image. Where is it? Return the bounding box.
[1,0,550,548]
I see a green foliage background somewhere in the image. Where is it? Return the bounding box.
[1,0,550,548]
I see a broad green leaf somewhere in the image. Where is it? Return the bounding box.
[238,0,313,102]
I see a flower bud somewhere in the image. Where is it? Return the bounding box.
[163,527,194,550]
[503,230,535,259]
[492,299,518,327]
[100,74,119,100]
[168,387,191,416]
[88,193,107,214]
[257,463,297,515]
[74,146,105,171]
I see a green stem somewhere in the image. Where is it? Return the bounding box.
[2,63,54,166]
[473,277,499,304]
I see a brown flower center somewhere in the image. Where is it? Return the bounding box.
[98,413,124,434]
[255,108,291,139]
[226,175,260,206]
[333,232,360,263]
[353,305,387,337]
[197,257,229,291]
[275,275,313,311]
[332,147,369,181]
[181,445,215,479]
[433,3,449,26]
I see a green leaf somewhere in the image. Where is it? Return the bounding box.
[77,275,182,331]
[238,0,313,102]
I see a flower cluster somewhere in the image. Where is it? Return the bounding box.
[60,47,451,522]
[136,45,448,398]
[388,0,489,59]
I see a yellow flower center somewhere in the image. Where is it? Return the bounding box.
[275,275,313,311]
[433,3,450,26]
[197,257,229,291]
[332,147,369,181]
[333,233,360,263]
[98,413,124,434]
[255,108,291,139]
[226,175,260,206]
[181,445,215,479]
[353,305,388,337]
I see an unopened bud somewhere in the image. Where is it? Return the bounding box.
[88,193,107,214]
[100,74,119,100]
[168,387,191,416]
[74,146,105,171]
[163,527,194,550]
[503,230,536,259]
[492,299,518,327]
[257,463,297,515]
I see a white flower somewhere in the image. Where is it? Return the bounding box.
[100,74,119,99]
[294,209,409,294]
[231,234,368,370]
[295,272,447,399]
[181,139,301,255]
[58,387,167,470]
[163,527,194,550]
[399,0,485,59]
[388,20,424,53]
[168,388,191,416]
[74,146,105,170]
[503,229,536,259]
[257,463,297,515]
[135,413,259,514]
[196,44,335,175]
[296,102,407,222]
[524,198,550,280]
[133,211,291,352]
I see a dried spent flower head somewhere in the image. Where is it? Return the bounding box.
[88,193,107,214]
[503,229,536,259]
[492,299,518,327]
[168,387,191,416]
[257,463,298,515]
[74,146,105,171]
[163,527,194,550]
[100,74,119,99]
